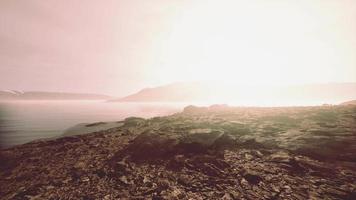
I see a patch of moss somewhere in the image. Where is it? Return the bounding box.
[309,111,338,123]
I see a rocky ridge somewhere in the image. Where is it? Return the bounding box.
[0,105,356,199]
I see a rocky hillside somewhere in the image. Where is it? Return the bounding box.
[0,105,356,199]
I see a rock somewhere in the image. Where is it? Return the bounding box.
[221,192,234,200]
[125,130,180,161]
[120,129,236,162]
[268,152,307,174]
[143,176,150,184]
[165,187,184,199]
[74,161,86,169]
[183,105,206,114]
[177,174,192,186]
[241,170,262,185]
[119,176,131,185]
[80,177,89,182]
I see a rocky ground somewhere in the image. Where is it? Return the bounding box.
[0,105,356,199]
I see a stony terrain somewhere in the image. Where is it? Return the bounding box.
[0,105,356,199]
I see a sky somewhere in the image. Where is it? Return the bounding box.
[0,0,355,96]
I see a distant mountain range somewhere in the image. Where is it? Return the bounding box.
[0,91,112,100]
[2,82,355,104]
[112,82,356,106]
[113,82,212,102]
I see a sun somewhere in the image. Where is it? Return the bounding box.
[147,0,354,88]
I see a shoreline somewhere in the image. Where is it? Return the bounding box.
[1,105,356,199]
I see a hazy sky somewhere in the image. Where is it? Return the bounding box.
[1,0,355,96]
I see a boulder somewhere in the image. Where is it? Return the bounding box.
[120,129,236,162]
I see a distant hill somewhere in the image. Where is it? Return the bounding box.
[112,82,213,102]
[340,100,356,105]
[0,91,112,101]
[111,82,356,106]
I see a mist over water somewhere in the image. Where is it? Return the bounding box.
[0,101,185,148]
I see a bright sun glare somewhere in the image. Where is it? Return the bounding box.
[149,0,355,88]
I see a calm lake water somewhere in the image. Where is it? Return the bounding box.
[0,101,186,148]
